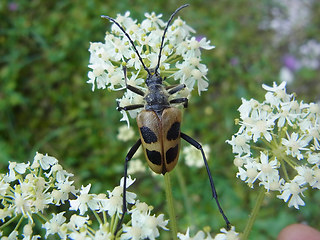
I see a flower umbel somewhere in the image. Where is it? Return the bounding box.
[87,10,214,125]
[227,82,320,209]
[0,153,168,239]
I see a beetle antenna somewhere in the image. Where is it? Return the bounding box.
[154,4,189,73]
[101,15,151,75]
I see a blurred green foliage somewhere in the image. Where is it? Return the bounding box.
[1,0,319,239]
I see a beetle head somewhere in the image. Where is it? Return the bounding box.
[146,70,162,87]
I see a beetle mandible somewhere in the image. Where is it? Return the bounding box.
[102,4,231,232]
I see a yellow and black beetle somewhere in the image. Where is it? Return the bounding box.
[102,4,231,232]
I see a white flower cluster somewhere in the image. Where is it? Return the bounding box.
[87,11,214,124]
[0,153,168,239]
[227,82,320,209]
[177,226,239,240]
[183,144,210,168]
[117,125,135,142]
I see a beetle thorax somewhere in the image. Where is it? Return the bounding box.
[144,84,170,112]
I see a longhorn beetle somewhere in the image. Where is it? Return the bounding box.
[102,4,231,233]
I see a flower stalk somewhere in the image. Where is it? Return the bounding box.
[241,188,265,240]
[164,172,178,240]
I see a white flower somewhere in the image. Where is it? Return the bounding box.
[13,191,32,217]
[295,166,317,187]
[100,187,123,217]
[100,176,136,216]
[23,223,40,239]
[53,165,74,183]
[68,214,90,230]
[259,173,284,192]
[307,152,320,165]
[142,12,165,29]
[178,227,215,240]
[276,102,299,127]
[43,212,67,239]
[277,178,307,209]
[127,159,146,175]
[139,214,168,239]
[121,225,143,240]
[263,81,291,107]
[122,204,168,240]
[94,224,112,240]
[281,132,310,160]
[213,226,240,240]
[40,154,58,170]
[183,144,210,168]
[238,98,260,119]
[31,152,58,170]
[226,134,251,155]
[53,178,77,205]
[117,125,135,142]
[237,158,259,187]
[248,111,275,142]
[0,208,12,222]
[69,184,99,215]
[256,152,279,178]
[4,161,29,182]
[68,231,91,240]
[33,192,51,213]
[279,67,294,84]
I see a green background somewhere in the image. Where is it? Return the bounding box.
[1,0,320,239]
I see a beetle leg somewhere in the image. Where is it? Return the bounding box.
[115,139,142,235]
[117,101,145,111]
[167,84,186,95]
[170,97,188,108]
[126,85,145,96]
[180,133,231,230]
[165,83,178,90]
[123,66,145,96]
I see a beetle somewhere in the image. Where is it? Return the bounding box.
[102,4,231,233]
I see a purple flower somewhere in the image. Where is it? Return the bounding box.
[282,54,300,71]
[195,35,205,42]
[8,2,18,11]
[230,57,239,66]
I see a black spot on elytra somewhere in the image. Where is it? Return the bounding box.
[166,122,180,140]
[146,149,162,165]
[140,126,157,143]
[166,144,179,164]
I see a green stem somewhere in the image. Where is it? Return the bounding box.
[242,188,265,240]
[280,159,290,181]
[36,211,48,223]
[175,165,194,225]
[0,214,20,230]
[93,210,103,225]
[110,214,117,234]
[164,172,178,240]
[14,214,24,232]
